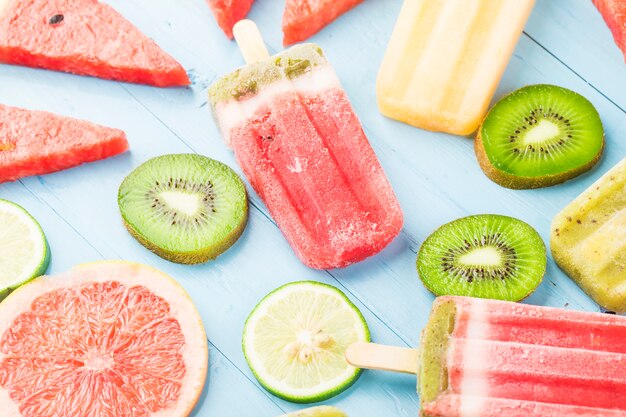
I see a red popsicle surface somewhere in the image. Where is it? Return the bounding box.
[0,0,189,86]
[422,296,626,417]
[210,44,403,269]
[0,104,128,183]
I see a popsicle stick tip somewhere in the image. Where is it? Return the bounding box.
[346,342,419,375]
[233,19,270,64]
[232,19,255,35]
[345,342,367,366]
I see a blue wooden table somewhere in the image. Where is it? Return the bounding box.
[1,1,625,416]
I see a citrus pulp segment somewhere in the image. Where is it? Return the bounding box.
[0,261,208,417]
[0,199,49,301]
[243,281,369,403]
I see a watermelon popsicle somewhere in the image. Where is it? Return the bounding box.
[346,296,626,416]
[208,20,403,269]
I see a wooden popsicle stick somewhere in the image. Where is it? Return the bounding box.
[346,342,419,375]
[233,19,271,64]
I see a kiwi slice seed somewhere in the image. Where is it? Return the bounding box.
[118,154,248,264]
[476,84,604,189]
[417,215,546,301]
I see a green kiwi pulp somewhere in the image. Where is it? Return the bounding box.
[417,215,546,301]
[418,298,456,409]
[476,84,604,189]
[118,154,248,264]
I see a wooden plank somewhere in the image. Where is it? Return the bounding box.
[78,0,625,344]
[0,183,285,416]
[523,0,626,111]
[0,1,624,416]
[0,67,420,415]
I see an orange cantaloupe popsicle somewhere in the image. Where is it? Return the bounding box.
[377,0,535,135]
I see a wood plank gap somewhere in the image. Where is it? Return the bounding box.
[119,84,199,152]
[17,179,108,259]
[87,93,429,340]
[207,339,288,414]
[324,270,414,348]
[523,31,626,114]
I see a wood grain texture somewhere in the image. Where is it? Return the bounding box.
[0,1,624,416]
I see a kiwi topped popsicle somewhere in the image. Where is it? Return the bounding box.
[347,296,626,417]
[551,157,626,313]
[209,21,403,269]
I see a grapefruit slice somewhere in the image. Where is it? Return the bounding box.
[593,0,626,61]
[206,0,255,39]
[0,261,208,417]
[282,0,363,45]
[0,0,189,87]
[0,104,128,183]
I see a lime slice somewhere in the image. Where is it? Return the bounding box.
[282,406,348,416]
[243,281,370,403]
[0,199,49,300]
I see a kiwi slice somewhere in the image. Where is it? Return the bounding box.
[476,84,604,189]
[118,154,248,264]
[416,214,546,301]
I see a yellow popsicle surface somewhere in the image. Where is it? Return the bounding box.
[377,0,535,135]
[551,158,626,313]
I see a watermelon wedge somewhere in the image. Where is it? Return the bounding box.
[593,0,626,60]
[0,0,190,87]
[283,0,363,45]
[207,0,255,39]
[0,104,128,183]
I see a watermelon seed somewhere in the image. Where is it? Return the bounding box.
[49,14,64,25]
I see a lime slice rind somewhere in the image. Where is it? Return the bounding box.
[243,281,370,403]
[0,199,50,300]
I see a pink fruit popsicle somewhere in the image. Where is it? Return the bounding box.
[208,20,403,269]
[347,296,626,416]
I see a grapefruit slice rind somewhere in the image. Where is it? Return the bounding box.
[0,261,208,417]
